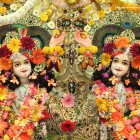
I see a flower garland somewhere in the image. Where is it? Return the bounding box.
[0,84,50,140]
[92,80,140,140]
[0,0,38,25]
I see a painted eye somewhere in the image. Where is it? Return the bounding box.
[122,62,128,66]
[24,60,30,64]
[113,59,118,63]
[61,19,71,27]
[14,63,20,67]
[74,20,85,27]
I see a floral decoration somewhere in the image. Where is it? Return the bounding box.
[92,80,140,140]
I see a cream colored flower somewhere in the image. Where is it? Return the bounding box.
[10,3,18,11]
[84,25,91,32]
[93,14,99,21]
[47,21,55,29]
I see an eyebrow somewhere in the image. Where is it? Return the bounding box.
[13,59,29,64]
[122,60,129,63]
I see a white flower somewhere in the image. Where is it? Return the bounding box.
[47,21,55,29]
[84,25,91,32]
[93,14,99,21]
[104,7,111,14]
[78,55,84,62]
[10,3,18,11]
[32,9,40,17]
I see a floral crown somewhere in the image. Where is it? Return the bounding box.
[0,29,47,72]
[101,36,140,71]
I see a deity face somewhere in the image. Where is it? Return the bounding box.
[111,54,130,78]
[13,55,32,79]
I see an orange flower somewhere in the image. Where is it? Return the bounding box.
[0,75,7,83]
[31,49,46,65]
[19,132,31,140]
[0,57,12,70]
[109,76,119,85]
[125,79,130,85]
[114,37,130,50]
[10,76,19,85]
[48,79,56,87]
[0,0,14,4]
[131,56,140,70]
[111,112,123,123]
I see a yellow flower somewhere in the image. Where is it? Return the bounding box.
[88,19,94,26]
[3,134,10,140]
[101,53,111,67]
[42,46,49,54]
[54,46,61,52]
[78,46,86,54]
[59,48,65,56]
[19,119,28,126]
[7,38,21,52]
[4,106,11,111]
[0,87,6,101]
[0,7,7,14]
[30,107,41,122]
[49,47,54,54]
[98,10,106,18]
[88,45,98,54]
[40,13,48,22]
[96,98,108,112]
[27,129,34,136]
[45,9,52,16]
[53,29,60,35]
[54,46,65,56]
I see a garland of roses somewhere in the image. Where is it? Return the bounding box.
[0,84,49,140]
[93,80,140,140]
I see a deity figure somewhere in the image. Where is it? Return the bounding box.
[0,30,65,139]
[92,37,140,140]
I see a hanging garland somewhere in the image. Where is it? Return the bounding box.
[0,0,37,25]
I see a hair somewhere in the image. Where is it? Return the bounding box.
[1,61,55,92]
[92,62,140,90]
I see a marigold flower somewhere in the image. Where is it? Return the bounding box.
[7,38,21,52]
[114,37,130,50]
[78,46,86,54]
[0,57,12,71]
[40,13,48,22]
[88,45,98,54]
[0,7,7,14]
[131,56,140,70]
[101,53,112,67]
[98,10,105,18]
[31,49,46,65]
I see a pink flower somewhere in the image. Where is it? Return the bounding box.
[126,125,134,132]
[128,135,137,140]
[124,119,131,126]
[134,123,140,131]
[2,111,8,120]
[127,97,136,104]
[61,94,75,108]
[114,104,122,111]
[85,51,92,57]
[131,117,140,125]
[128,104,136,110]
[28,84,38,96]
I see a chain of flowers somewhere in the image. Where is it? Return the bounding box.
[93,81,140,140]
[1,85,47,139]
[0,0,38,25]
